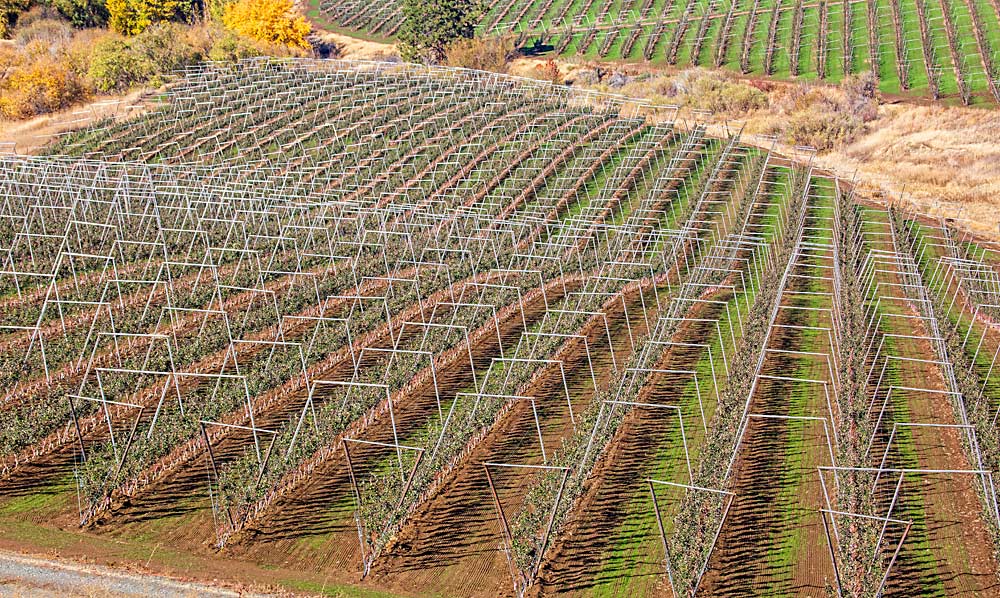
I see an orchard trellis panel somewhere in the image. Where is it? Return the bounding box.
[1,59,999,597]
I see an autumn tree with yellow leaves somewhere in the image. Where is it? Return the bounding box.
[105,0,193,35]
[221,0,309,50]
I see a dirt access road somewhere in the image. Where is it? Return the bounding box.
[0,550,268,597]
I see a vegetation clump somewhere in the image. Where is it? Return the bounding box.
[762,72,879,150]
[620,69,768,114]
[617,68,879,150]
[0,0,315,121]
[444,35,514,73]
[0,45,87,117]
[533,58,561,84]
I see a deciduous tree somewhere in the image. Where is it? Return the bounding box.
[106,0,192,36]
[221,0,310,50]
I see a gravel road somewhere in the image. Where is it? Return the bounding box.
[0,550,272,597]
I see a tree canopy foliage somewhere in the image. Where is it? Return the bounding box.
[0,0,31,37]
[50,0,109,28]
[221,0,309,50]
[399,0,482,64]
[106,0,192,35]
[0,49,87,117]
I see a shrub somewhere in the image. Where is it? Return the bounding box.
[0,40,23,77]
[761,75,878,150]
[748,78,776,93]
[87,35,149,91]
[445,36,515,73]
[11,5,70,33]
[569,67,603,86]
[534,58,561,84]
[207,30,308,62]
[0,52,87,118]
[607,71,630,88]
[840,71,878,122]
[783,109,864,150]
[207,30,263,61]
[686,74,768,113]
[221,0,310,51]
[60,27,110,75]
[85,25,202,92]
[132,21,202,74]
[619,69,768,114]
[843,70,877,101]
[13,16,73,46]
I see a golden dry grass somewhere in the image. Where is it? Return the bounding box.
[818,104,1000,238]
[617,70,1000,240]
[0,89,155,155]
[315,29,398,60]
[507,56,595,83]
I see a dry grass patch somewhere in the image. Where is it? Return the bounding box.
[313,29,397,60]
[819,104,1000,238]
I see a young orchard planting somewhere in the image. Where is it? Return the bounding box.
[314,0,1000,105]
[1,59,999,597]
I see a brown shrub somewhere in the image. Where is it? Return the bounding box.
[13,16,73,47]
[685,73,768,114]
[783,110,864,150]
[0,39,22,77]
[9,5,61,31]
[535,58,561,84]
[761,74,878,150]
[0,52,88,118]
[445,36,516,74]
[621,69,768,115]
[60,27,113,76]
[748,79,776,93]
